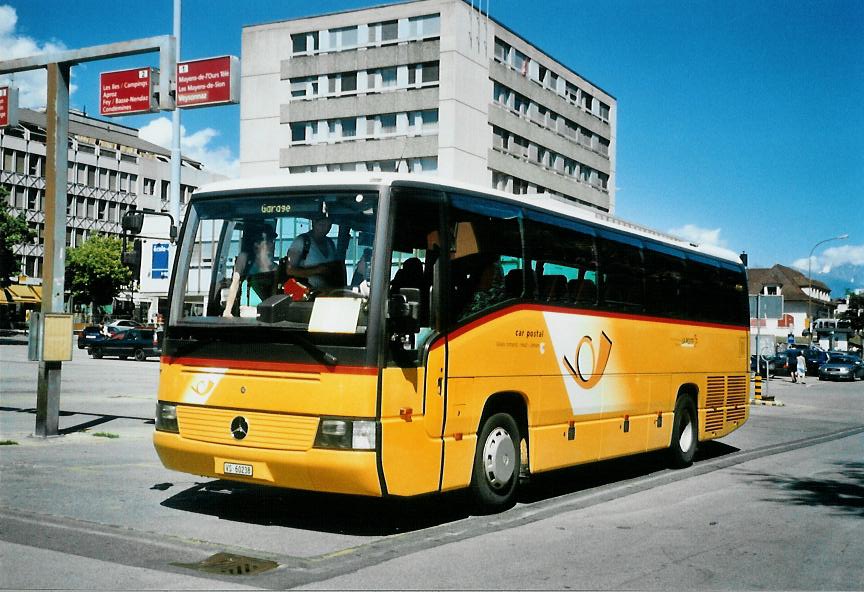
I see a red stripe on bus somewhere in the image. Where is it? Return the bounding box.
[160,356,378,375]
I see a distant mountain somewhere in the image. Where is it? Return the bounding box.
[809,264,864,297]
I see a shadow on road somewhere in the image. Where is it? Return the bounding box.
[161,481,473,536]
[160,440,740,535]
[0,405,155,434]
[744,461,864,518]
[518,440,738,504]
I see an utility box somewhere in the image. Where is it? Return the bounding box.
[28,312,74,361]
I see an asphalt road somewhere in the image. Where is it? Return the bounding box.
[1,338,862,590]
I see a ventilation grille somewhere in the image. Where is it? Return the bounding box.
[177,406,318,451]
[704,374,748,434]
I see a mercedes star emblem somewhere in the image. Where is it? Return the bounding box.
[230,416,249,440]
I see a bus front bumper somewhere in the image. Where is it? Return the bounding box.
[153,431,383,496]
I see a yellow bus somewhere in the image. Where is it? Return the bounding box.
[154,174,750,511]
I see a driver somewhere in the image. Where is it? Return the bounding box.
[281,213,341,291]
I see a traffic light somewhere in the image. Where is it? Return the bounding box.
[122,239,142,276]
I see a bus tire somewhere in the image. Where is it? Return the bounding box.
[470,412,520,512]
[134,349,146,362]
[91,350,102,359]
[667,396,697,469]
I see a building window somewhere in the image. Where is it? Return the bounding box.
[421,61,439,84]
[380,67,397,89]
[599,101,610,121]
[341,72,357,93]
[407,14,440,38]
[291,122,307,143]
[420,109,438,133]
[379,113,397,135]
[340,118,357,138]
[494,38,509,62]
[328,26,359,51]
[292,31,319,54]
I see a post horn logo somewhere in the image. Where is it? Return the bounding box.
[563,332,612,389]
[230,416,249,440]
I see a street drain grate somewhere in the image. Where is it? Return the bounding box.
[174,552,278,576]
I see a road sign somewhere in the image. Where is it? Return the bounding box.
[99,67,158,116]
[749,294,783,319]
[0,86,18,127]
[176,55,239,109]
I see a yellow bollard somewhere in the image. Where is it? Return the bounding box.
[754,374,762,400]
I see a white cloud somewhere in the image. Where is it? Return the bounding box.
[668,223,740,260]
[791,244,864,274]
[139,116,238,178]
[0,4,76,108]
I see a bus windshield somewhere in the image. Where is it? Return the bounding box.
[174,190,378,335]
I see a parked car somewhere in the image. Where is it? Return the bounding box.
[770,352,795,376]
[77,326,103,349]
[105,319,143,331]
[76,325,123,349]
[783,346,828,376]
[818,352,864,381]
[750,355,776,378]
[88,328,163,361]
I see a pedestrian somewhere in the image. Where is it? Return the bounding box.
[796,352,807,384]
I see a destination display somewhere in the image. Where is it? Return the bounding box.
[99,67,158,116]
[176,55,239,109]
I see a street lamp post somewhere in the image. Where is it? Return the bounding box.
[807,233,849,342]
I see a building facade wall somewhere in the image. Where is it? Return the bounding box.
[240,0,616,212]
[0,110,222,322]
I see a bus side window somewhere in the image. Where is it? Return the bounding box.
[447,199,523,323]
[523,213,597,308]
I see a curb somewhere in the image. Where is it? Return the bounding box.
[750,398,785,407]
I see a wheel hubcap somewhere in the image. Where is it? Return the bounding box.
[482,426,516,490]
[678,414,694,452]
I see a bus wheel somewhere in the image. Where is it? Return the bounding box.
[91,350,102,359]
[471,412,520,512]
[134,349,146,362]
[667,396,697,468]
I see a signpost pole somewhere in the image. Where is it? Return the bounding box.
[170,0,182,227]
[35,62,71,437]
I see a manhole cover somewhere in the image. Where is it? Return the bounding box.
[174,552,278,576]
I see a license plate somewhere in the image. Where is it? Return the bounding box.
[223,462,253,477]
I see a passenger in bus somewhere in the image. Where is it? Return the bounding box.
[222,221,279,317]
[390,257,425,293]
[280,214,342,292]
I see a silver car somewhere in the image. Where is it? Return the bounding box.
[817,353,864,381]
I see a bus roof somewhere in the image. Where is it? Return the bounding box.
[193,173,742,265]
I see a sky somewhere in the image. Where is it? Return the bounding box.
[2,0,862,288]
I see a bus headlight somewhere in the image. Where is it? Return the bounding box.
[314,418,376,450]
[155,402,179,433]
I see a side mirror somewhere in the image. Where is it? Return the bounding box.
[121,211,145,235]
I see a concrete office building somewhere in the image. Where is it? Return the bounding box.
[0,108,222,324]
[241,0,616,212]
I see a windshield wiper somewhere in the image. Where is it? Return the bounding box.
[290,332,338,366]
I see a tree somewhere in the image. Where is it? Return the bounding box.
[65,235,131,314]
[839,292,864,333]
[0,187,36,287]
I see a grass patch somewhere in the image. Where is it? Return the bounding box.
[0,440,19,445]
[92,432,120,439]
